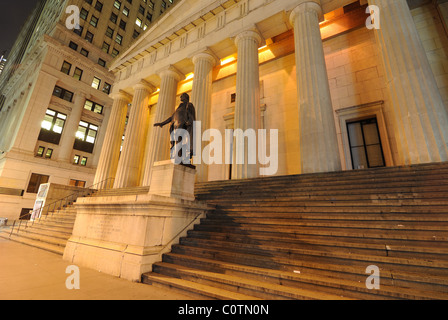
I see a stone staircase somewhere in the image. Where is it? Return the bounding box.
[0,205,78,255]
[0,186,151,255]
[142,162,448,300]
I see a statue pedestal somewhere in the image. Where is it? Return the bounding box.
[149,160,196,201]
[63,162,213,282]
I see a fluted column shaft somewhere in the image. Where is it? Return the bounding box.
[290,0,341,174]
[232,29,262,180]
[368,0,448,164]
[191,51,216,182]
[142,67,182,186]
[114,81,153,188]
[93,91,131,186]
[57,92,85,162]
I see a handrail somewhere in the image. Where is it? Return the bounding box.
[9,178,115,237]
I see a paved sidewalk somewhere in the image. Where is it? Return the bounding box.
[0,238,193,300]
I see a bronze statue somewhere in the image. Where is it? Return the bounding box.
[154,93,196,165]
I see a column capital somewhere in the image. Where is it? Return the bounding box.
[289,0,323,26]
[133,79,156,93]
[192,50,219,67]
[234,28,263,48]
[111,90,133,103]
[157,65,185,82]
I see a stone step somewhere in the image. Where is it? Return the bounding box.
[200,216,448,231]
[195,162,448,186]
[148,263,353,300]
[176,238,448,270]
[169,244,448,291]
[147,162,448,299]
[156,254,448,300]
[193,223,448,242]
[187,230,448,256]
[215,205,448,214]
[143,273,261,300]
[2,204,77,254]
[198,191,448,203]
[4,233,65,255]
[196,172,448,191]
[206,211,448,222]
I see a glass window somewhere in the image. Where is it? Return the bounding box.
[26,173,50,194]
[83,99,103,114]
[114,0,121,9]
[103,82,112,94]
[90,15,99,27]
[52,86,74,103]
[74,121,99,153]
[36,146,45,157]
[45,148,53,159]
[73,155,80,164]
[73,67,83,81]
[91,77,101,90]
[61,61,72,75]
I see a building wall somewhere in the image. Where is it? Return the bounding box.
[198,2,448,180]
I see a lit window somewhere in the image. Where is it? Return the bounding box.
[84,99,103,114]
[136,18,142,27]
[36,146,45,157]
[74,121,99,153]
[45,148,53,159]
[91,77,101,90]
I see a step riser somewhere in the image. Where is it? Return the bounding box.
[193,225,448,242]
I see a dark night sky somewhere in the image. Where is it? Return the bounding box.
[0,0,40,56]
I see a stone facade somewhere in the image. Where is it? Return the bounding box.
[95,0,448,188]
[0,0,179,220]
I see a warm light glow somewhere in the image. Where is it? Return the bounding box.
[258,45,267,51]
[185,72,194,81]
[220,55,237,66]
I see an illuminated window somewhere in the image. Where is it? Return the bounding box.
[38,109,67,145]
[45,148,53,159]
[74,121,98,153]
[36,146,45,157]
[91,77,101,90]
[123,6,130,16]
[83,99,103,114]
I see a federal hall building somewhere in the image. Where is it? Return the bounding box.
[1,0,448,300]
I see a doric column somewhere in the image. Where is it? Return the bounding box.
[232,29,262,180]
[57,92,86,162]
[114,80,154,189]
[93,90,131,187]
[191,50,217,182]
[290,0,341,174]
[368,0,448,164]
[91,105,112,168]
[142,66,183,186]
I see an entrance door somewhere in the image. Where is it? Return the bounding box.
[347,118,385,169]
